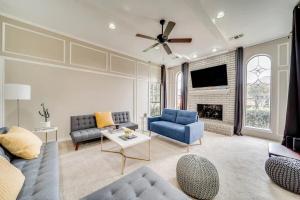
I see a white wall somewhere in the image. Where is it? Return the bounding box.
[0,57,4,127]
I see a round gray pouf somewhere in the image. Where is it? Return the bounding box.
[176,154,219,199]
[265,156,300,194]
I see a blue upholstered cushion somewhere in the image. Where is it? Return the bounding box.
[161,109,178,122]
[176,110,198,125]
[150,121,185,142]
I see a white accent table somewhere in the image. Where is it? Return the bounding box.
[100,129,151,174]
[34,127,58,143]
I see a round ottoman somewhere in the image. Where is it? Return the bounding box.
[265,156,300,194]
[176,154,219,199]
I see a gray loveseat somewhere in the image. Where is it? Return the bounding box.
[70,111,138,150]
[82,166,190,200]
[0,127,60,200]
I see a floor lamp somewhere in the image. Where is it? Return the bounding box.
[4,84,31,126]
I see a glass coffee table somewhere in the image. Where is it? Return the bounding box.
[100,129,151,174]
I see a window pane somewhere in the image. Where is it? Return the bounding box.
[150,83,161,116]
[245,55,271,129]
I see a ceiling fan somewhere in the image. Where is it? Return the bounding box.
[136,19,192,55]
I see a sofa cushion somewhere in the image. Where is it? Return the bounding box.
[95,112,115,128]
[12,142,59,200]
[71,115,97,132]
[176,110,198,125]
[70,128,102,143]
[161,109,178,122]
[81,166,189,200]
[150,121,185,142]
[0,128,14,162]
[0,156,25,200]
[119,122,138,130]
[112,112,130,124]
[0,126,43,159]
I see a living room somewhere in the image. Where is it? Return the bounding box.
[0,0,299,200]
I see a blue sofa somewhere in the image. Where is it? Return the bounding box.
[148,109,204,151]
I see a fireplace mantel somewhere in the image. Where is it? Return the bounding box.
[189,88,230,95]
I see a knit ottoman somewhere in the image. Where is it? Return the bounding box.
[176,154,219,199]
[265,156,300,194]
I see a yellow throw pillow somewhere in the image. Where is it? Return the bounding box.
[95,112,115,128]
[0,126,42,159]
[0,157,25,200]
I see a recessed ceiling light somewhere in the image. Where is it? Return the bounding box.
[192,54,198,58]
[212,48,217,52]
[154,46,160,50]
[108,23,116,30]
[217,11,225,19]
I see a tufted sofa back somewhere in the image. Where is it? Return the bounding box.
[70,115,97,132]
[112,111,130,124]
[70,111,131,132]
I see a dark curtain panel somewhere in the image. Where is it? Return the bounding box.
[282,5,300,147]
[180,62,189,110]
[234,47,244,136]
[161,65,167,108]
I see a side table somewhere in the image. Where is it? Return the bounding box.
[34,127,58,143]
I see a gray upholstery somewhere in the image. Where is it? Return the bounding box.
[119,122,138,130]
[81,166,190,200]
[13,141,60,200]
[112,112,130,124]
[176,154,219,199]
[265,156,300,194]
[70,128,102,143]
[70,112,138,145]
[71,114,97,132]
[0,127,60,200]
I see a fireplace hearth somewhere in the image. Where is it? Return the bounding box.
[197,104,223,121]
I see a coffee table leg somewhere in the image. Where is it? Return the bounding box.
[121,149,126,175]
[148,140,151,161]
[100,134,103,151]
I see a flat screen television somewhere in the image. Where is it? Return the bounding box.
[191,64,228,88]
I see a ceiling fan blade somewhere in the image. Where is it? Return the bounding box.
[143,43,160,52]
[168,38,192,43]
[163,43,172,55]
[163,21,176,37]
[136,33,157,41]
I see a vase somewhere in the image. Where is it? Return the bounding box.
[41,121,51,128]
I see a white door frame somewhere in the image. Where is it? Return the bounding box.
[0,57,4,127]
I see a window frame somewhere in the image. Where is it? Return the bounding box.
[243,54,273,133]
[175,71,183,110]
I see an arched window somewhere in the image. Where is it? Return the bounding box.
[175,72,182,109]
[245,55,271,129]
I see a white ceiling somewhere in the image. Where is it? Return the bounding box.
[0,0,297,67]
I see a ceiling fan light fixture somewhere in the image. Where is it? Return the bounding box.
[217,11,225,19]
[108,22,116,30]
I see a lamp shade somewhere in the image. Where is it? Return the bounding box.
[4,84,31,100]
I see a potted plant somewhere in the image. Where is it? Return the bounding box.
[38,103,50,128]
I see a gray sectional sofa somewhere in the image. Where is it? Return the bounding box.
[0,127,60,200]
[82,166,190,200]
[70,111,138,150]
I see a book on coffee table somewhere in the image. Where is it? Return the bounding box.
[119,134,137,141]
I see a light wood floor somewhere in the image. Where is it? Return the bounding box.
[59,132,299,200]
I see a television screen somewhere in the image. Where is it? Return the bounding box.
[191,64,228,88]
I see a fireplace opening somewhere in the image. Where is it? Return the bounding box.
[197,104,223,121]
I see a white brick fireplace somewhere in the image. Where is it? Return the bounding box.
[188,51,236,136]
